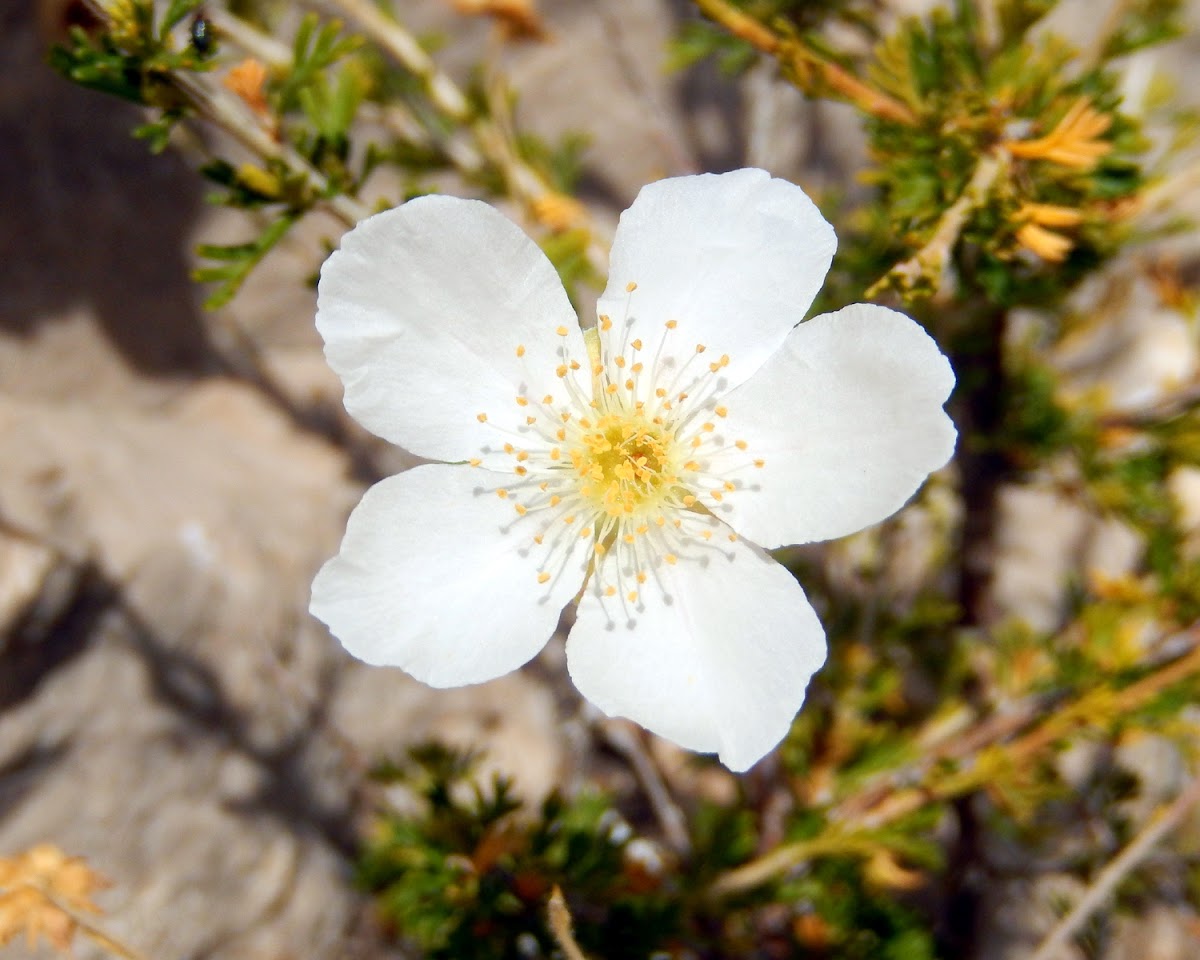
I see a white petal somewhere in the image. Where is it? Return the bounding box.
[709,303,956,548]
[317,196,587,464]
[311,464,589,686]
[566,513,826,772]
[596,169,836,396]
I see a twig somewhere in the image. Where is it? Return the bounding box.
[866,149,1008,298]
[547,886,590,960]
[598,720,691,857]
[1029,771,1200,960]
[78,0,369,227]
[692,0,916,125]
[707,629,1200,898]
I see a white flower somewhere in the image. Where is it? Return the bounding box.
[311,169,956,772]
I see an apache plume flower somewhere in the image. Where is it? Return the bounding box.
[312,169,956,771]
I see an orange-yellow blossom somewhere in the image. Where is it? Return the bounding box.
[1014,201,1086,262]
[0,844,108,951]
[450,0,548,40]
[1006,98,1112,170]
[224,58,270,116]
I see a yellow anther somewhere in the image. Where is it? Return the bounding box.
[539,481,549,491]
[625,281,637,292]
[497,489,509,499]
[538,571,551,584]
[550,448,561,461]
[526,416,537,425]
[534,534,544,544]
[715,406,728,418]
[711,490,724,502]
[724,481,735,491]
[625,379,635,391]
[655,388,667,398]
[570,360,581,370]
[504,443,515,454]
[580,527,592,538]
[702,530,712,541]
[665,554,678,565]
[556,428,567,441]
[515,504,528,516]
[600,316,613,332]
[709,361,722,373]
[636,524,649,535]
[696,344,706,354]
[665,319,677,330]
[606,383,619,394]
[615,355,626,369]
[477,413,488,422]
[515,467,528,476]
[469,458,482,467]
[516,396,529,407]
[543,395,554,404]
[556,325,569,336]
[655,516,666,527]
[720,355,730,367]
[691,437,702,448]
[735,439,748,450]
[631,339,643,351]
[728,533,738,542]
[637,571,647,584]
[682,495,697,506]
[550,495,561,506]
[678,392,689,401]
[754,458,765,468]
[515,344,526,357]
[702,422,715,433]
[627,590,638,603]
[556,364,568,378]
[605,585,617,597]
[623,533,635,544]
[631,363,643,374]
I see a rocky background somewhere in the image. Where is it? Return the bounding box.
[2,0,1199,958]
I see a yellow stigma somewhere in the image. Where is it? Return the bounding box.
[567,407,681,519]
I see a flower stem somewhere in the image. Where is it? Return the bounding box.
[691,0,917,126]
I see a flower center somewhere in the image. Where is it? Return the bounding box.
[570,410,680,519]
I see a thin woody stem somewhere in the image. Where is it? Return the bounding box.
[79,0,369,227]
[866,149,1008,298]
[692,0,917,125]
[706,628,1200,899]
[547,887,591,960]
[1029,771,1200,960]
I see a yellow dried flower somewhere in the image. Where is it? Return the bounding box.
[1013,202,1086,262]
[530,191,588,233]
[224,58,270,116]
[450,0,548,41]
[863,849,926,892]
[0,844,108,952]
[1006,98,1113,170]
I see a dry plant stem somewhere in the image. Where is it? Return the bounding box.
[692,0,916,125]
[207,8,481,175]
[78,0,368,227]
[707,629,1200,899]
[175,72,370,226]
[1029,771,1200,960]
[38,893,149,960]
[867,150,1009,297]
[547,886,590,960]
[598,720,691,857]
[707,831,881,900]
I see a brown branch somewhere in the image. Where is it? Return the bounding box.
[692,0,916,125]
[1029,771,1200,960]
